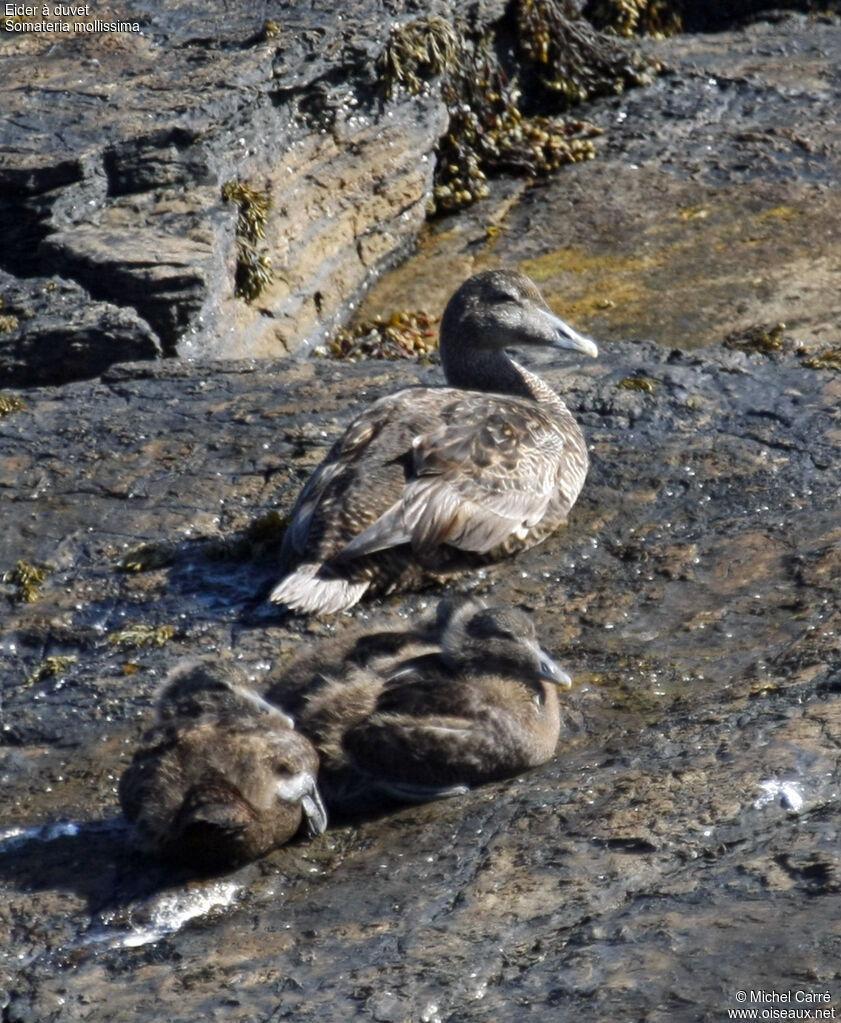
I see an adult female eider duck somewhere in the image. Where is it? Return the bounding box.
[119,660,327,872]
[265,597,572,812]
[270,269,598,615]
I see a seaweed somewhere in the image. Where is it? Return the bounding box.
[222,181,274,302]
[584,0,682,39]
[321,310,439,361]
[204,510,289,561]
[24,655,78,688]
[0,394,27,419]
[0,297,20,334]
[379,16,461,98]
[517,0,660,102]
[618,375,657,394]
[117,542,177,574]
[3,560,48,604]
[107,623,176,650]
[426,0,657,213]
[799,346,841,371]
[723,322,785,355]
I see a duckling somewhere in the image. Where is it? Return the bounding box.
[266,598,572,812]
[119,660,326,873]
[270,269,598,614]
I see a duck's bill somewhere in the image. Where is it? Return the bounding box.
[543,309,599,358]
[553,321,598,358]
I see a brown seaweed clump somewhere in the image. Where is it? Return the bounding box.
[222,181,274,302]
[379,16,462,97]
[0,295,21,334]
[799,346,841,371]
[321,310,440,362]
[0,394,27,419]
[3,560,48,604]
[618,375,656,394]
[434,42,603,211]
[117,542,177,574]
[723,322,786,355]
[517,0,660,101]
[24,655,78,688]
[204,510,290,562]
[429,0,657,212]
[107,623,176,650]
[584,0,682,39]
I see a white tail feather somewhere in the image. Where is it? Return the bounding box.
[270,563,370,615]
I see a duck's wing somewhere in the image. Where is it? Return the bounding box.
[280,388,440,561]
[336,395,568,560]
[343,708,495,791]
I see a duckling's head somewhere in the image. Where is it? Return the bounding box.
[155,729,326,872]
[439,269,597,388]
[158,658,293,727]
[439,599,571,688]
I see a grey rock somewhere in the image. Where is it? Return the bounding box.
[1,331,839,1020]
[0,271,161,386]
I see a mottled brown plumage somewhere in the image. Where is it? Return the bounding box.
[270,269,598,615]
[265,597,572,812]
[119,660,326,873]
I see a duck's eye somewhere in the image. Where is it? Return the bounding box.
[488,290,516,305]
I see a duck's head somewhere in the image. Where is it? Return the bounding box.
[439,269,598,383]
[439,599,571,689]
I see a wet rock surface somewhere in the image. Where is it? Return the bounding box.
[357,12,841,353]
[0,271,162,387]
[2,331,840,1020]
[0,0,463,380]
[3,6,841,1021]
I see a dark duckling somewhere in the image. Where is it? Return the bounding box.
[119,660,327,873]
[270,268,598,615]
[265,597,572,812]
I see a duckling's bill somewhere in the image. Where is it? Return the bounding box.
[538,648,573,688]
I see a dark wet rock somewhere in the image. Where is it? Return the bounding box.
[6,0,818,386]
[2,6,841,1021]
[1,328,840,1019]
[0,271,162,387]
[0,0,484,379]
[358,12,841,353]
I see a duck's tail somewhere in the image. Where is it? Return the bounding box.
[269,563,369,616]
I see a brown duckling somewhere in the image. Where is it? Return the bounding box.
[266,597,572,812]
[270,269,598,615]
[120,660,326,873]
